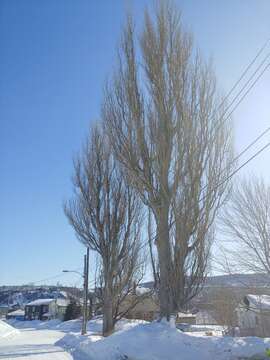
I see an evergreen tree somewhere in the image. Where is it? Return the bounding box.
[64,301,81,321]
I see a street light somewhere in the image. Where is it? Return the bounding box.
[62,270,84,278]
[62,252,89,335]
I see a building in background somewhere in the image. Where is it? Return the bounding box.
[6,309,25,321]
[24,298,70,321]
[237,294,270,337]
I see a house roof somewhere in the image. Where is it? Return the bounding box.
[26,298,55,306]
[7,309,25,316]
[245,294,270,310]
[136,286,152,295]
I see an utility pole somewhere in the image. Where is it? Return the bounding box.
[82,247,89,335]
[62,248,89,336]
[86,246,89,318]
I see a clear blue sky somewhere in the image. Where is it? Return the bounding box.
[1,0,270,286]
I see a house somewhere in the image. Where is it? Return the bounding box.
[24,298,69,321]
[236,294,270,337]
[6,309,25,321]
[120,287,197,323]
[176,312,196,325]
[119,287,158,321]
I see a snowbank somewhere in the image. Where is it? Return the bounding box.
[56,318,146,350]
[74,322,270,360]
[0,320,19,338]
[7,316,270,359]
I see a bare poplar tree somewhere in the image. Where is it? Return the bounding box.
[221,176,270,274]
[64,126,142,336]
[104,2,233,319]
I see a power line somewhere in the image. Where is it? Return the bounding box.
[216,60,270,133]
[138,138,270,254]
[138,39,270,251]
[229,126,270,165]
[184,40,270,151]
[136,38,270,251]
[197,61,270,195]
[219,38,270,106]
[211,50,270,135]
[31,267,83,285]
[198,140,270,205]
[32,273,67,285]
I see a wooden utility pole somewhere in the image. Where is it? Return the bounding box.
[81,248,89,335]
[85,247,89,321]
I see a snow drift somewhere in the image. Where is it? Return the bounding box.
[74,322,270,360]
[8,316,270,359]
[0,320,19,338]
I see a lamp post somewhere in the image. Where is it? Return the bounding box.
[62,270,84,277]
[62,248,89,335]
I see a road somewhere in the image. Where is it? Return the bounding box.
[0,328,73,360]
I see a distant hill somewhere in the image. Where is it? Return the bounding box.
[204,273,270,288]
[2,273,270,309]
[141,273,270,290]
[0,285,82,309]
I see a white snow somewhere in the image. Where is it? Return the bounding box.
[187,324,227,335]
[177,312,195,318]
[26,298,55,306]
[0,327,72,359]
[5,317,270,359]
[6,309,25,316]
[7,318,62,330]
[65,321,270,360]
[0,320,19,338]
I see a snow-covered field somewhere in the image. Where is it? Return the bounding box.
[3,318,270,359]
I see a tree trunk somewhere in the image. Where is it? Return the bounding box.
[103,289,114,336]
[155,207,173,320]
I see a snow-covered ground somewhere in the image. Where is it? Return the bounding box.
[56,321,270,360]
[3,318,270,359]
[0,320,19,338]
[1,318,146,360]
[6,317,146,334]
[0,326,72,359]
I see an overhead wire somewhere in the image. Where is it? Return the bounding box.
[135,38,270,252]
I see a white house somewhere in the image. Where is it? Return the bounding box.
[237,294,270,337]
[24,298,69,321]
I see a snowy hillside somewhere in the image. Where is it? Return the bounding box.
[0,286,75,308]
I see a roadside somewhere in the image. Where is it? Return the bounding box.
[0,327,72,360]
